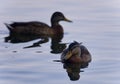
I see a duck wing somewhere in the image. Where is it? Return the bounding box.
[5,21,53,35]
[80,45,91,62]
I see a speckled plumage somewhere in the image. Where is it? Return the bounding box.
[5,12,72,36]
[61,41,91,63]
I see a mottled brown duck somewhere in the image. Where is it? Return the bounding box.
[61,41,91,63]
[4,11,72,36]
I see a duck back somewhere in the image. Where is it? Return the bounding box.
[5,21,53,35]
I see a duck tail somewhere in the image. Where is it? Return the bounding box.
[4,23,13,31]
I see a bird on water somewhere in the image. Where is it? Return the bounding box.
[61,41,91,63]
[4,11,72,36]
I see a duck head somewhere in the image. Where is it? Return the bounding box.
[61,41,82,62]
[51,12,72,26]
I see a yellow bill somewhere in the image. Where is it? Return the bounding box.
[64,18,72,22]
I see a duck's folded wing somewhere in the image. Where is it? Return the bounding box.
[80,45,92,62]
[5,21,53,35]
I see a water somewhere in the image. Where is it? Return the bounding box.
[0,0,120,84]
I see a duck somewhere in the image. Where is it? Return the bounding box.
[61,41,91,63]
[4,11,72,36]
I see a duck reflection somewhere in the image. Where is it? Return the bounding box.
[50,35,66,54]
[63,62,89,81]
[5,32,66,54]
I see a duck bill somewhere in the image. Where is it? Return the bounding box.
[64,18,72,22]
[64,51,72,60]
[79,42,82,45]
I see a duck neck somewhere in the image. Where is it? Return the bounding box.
[51,19,64,34]
[52,24,64,35]
[51,21,59,27]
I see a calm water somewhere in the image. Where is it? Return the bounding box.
[0,0,120,84]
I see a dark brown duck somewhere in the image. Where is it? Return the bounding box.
[4,12,72,36]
